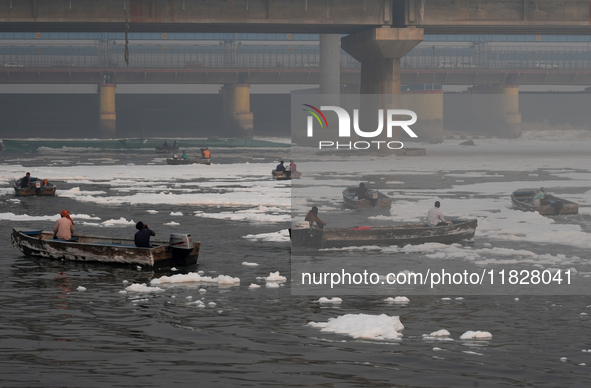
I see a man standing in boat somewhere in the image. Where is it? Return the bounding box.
[54,210,75,240]
[305,206,326,229]
[135,222,155,248]
[427,201,452,227]
[533,187,545,207]
[352,183,371,201]
[19,172,32,189]
[181,151,189,160]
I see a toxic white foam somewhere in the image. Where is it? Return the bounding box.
[307,314,404,340]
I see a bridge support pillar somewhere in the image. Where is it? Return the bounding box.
[98,83,116,138]
[320,34,341,95]
[341,27,423,95]
[469,84,521,138]
[404,90,444,143]
[221,83,254,138]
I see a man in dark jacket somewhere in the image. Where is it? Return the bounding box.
[134,221,155,248]
[20,172,31,189]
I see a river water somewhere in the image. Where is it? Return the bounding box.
[1,138,590,387]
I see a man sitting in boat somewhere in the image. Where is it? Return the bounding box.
[276,160,286,172]
[352,183,370,201]
[305,206,326,229]
[54,210,75,240]
[202,147,211,159]
[533,187,545,207]
[135,221,155,248]
[182,151,189,160]
[427,201,452,227]
[163,141,168,148]
[19,172,32,188]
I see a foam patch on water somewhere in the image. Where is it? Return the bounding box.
[307,314,404,340]
[125,283,164,293]
[265,271,287,283]
[243,229,290,242]
[460,331,492,340]
[101,217,135,227]
[150,272,240,286]
[317,297,343,304]
[385,296,410,304]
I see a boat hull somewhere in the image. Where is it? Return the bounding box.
[272,170,301,180]
[511,189,578,215]
[14,178,56,197]
[11,229,200,268]
[342,187,392,208]
[291,219,477,249]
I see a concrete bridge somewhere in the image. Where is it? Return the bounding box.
[1,0,589,139]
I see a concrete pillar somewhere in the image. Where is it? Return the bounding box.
[468,84,521,138]
[341,27,423,144]
[98,83,116,138]
[404,90,444,143]
[341,27,424,95]
[319,34,341,95]
[502,85,522,138]
[221,83,254,138]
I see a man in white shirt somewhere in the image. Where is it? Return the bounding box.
[427,201,451,227]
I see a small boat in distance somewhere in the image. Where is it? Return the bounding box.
[14,178,56,197]
[291,219,478,249]
[342,187,392,208]
[11,229,200,268]
[167,158,211,165]
[272,170,302,180]
[511,189,578,215]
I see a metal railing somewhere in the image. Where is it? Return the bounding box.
[1,43,591,70]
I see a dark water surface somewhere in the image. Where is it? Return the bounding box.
[1,147,591,387]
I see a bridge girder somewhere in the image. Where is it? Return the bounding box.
[0,0,589,34]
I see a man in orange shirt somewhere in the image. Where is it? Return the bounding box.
[54,210,75,240]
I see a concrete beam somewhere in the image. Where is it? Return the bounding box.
[0,0,390,34]
[400,0,591,34]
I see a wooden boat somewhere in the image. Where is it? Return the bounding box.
[14,178,56,197]
[166,158,211,165]
[272,170,302,180]
[11,229,200,268]
[511,189,578,215]
[291,219,478,249]
[342,187,392,208]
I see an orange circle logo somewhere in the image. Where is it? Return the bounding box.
[536,35,542,41]
[35,32,41,38]
[287,34,293,40]
[162,33,169,39]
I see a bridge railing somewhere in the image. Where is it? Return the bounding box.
[1,43,591,70]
